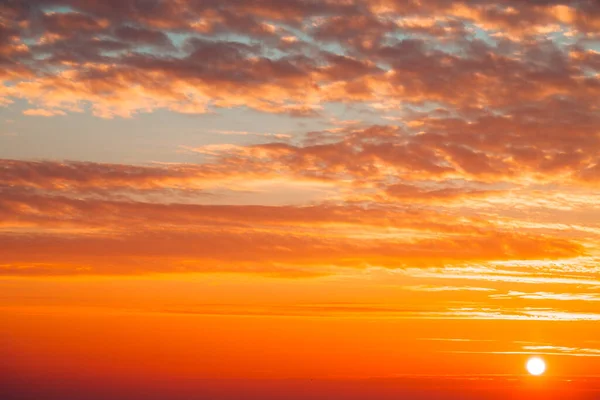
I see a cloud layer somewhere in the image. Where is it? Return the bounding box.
[2,0,600,330]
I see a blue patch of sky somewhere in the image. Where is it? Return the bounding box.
[403,101,448,114]
[380,29,411,48]
[166,32,190,48]
[101,51,131,61]
[166,32,263,55]
[468,24,498,47]
[39,5,75,13]
[312,40,347,57]
[21,37,39,47]
[283,25,312,43]
[380,22,476,63]
[288,19,347,57]
[216,33,255,46]
[581,67,598,78]
[547,26,579,46]
[169,27,343,62]
[431,40,464,55]
[281,23,332,57]
[580,37,600,54]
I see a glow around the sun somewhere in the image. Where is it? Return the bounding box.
[526,357,546,376]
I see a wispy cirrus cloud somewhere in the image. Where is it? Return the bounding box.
[403,285,496,293]
[400,261,600,288]
[491,291,600,302]
[522,345,600,357]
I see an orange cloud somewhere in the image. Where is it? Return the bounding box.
[0,187,585,276]
[2,0,599,119]
[23,108,66,117]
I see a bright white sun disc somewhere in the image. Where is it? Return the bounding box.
[526,357,546,376]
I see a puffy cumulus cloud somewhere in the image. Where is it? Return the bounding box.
[182,119,600,186]
[1,0,600,116]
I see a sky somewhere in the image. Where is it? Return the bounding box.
[2,0,600,398]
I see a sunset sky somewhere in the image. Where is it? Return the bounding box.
[2,0,600,398]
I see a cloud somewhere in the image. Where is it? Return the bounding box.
[0,174,585,276]
[522,345,600,357]
[139,305,600,321]
[209,129,292,139]
[2,1,600,282]
[0,218,582,277]
[401,260,600,287]
[404,285,496,293]
[490,291,600,302]
[2,0,600,121]
[436,307,600,321]
[0,159,218,189]
[384,183,497,202]
[23,108,66,117]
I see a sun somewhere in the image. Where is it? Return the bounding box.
[526,357,546,376]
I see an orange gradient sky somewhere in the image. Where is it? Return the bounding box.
[2,0,600,398]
